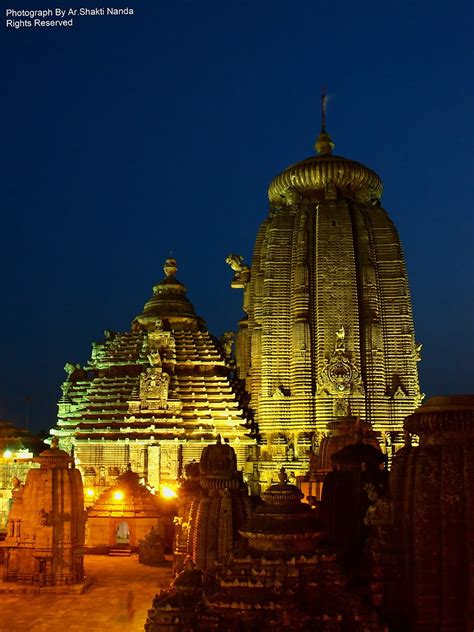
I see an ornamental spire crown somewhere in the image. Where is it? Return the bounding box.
[314,92,335,156]
[134,256,203,330]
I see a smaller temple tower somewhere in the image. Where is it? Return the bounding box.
[1,437,86,587]
[192,436,252,569]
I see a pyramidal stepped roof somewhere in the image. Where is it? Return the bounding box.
[87,465,166,519]
[52,258,253,486]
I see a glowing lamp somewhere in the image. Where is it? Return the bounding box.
[113,490,124,501]
[86,488,95,498]
[3,450,13,459]
[160,485,177,499]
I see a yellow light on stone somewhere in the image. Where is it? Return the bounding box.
[86,488,95,498]
[160,485,177,499]
[113,490,124,501]
[3,450,13,459]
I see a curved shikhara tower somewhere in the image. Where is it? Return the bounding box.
[229,117,422,480]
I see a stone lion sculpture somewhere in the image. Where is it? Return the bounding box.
[225,254,246,272]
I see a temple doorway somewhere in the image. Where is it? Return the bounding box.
[115,521,130,546]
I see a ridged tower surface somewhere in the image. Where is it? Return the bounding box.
[51,259,254,493]
[2,438,85,586]
[229,124,422,481]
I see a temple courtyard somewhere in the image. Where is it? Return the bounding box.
[0,555,173,632]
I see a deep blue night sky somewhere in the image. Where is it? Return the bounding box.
[2,0,473,432]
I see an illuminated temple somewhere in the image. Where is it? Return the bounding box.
[52,258,254,493]
[51,106,424,491]
[229,101,423,483]
[10,110,473,631]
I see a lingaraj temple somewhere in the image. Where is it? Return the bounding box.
[50,104,422,492]
[3,105,473,630]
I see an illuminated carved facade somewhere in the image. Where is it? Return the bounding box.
[52,259,253,494]
[230,116,422,482]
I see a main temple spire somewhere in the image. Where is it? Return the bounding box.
[314,91,335,156]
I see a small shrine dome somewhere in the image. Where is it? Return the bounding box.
[86,464,175,553]
[134,258,204,330]
[240,467,323,553]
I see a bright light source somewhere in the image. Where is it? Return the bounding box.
[113,490,124,501]
[3,450,13,459]
[86,488,95,498]
[160,485,177,499]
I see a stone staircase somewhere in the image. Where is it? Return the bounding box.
[108,546,131,557]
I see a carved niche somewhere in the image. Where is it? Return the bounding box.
[139,367,170,411]
[317,327,364,398]
[146,328,176,363]
[128,335,182,413]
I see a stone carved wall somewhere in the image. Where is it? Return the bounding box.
[52,259,254,493]
[231,137,421,484]
[1,440,86,587]
[390,396,474,631]
[139,367,170,410]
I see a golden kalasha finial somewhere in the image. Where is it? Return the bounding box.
[163,258,178,278]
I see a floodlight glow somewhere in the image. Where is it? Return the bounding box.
[113,490,124,501]
[160,485,177,499]
[3,450,13,459]
[86,488,95,498]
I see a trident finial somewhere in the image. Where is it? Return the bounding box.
[321,88,327,133]
[314,88,335,156]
